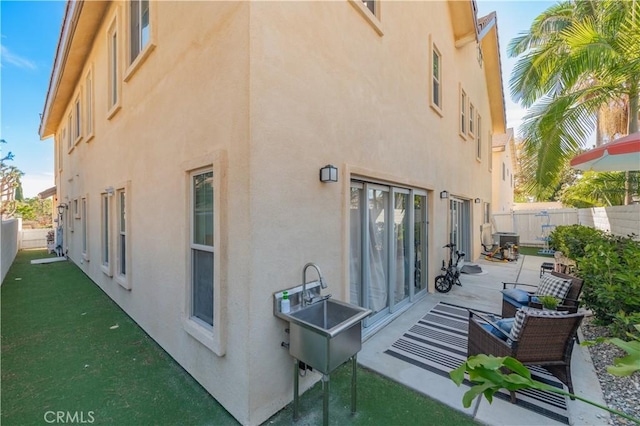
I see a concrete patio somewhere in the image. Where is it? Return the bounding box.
[359,254,610,426]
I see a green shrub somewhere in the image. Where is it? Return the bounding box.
[549,225,603,259]
[577,233,640,336]
[549,225,640,337]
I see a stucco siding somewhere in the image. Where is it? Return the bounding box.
[45,1,501,424]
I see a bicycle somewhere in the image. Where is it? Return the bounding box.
[434,243,465,293]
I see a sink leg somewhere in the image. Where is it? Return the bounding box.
[293,359,299,422]
[351,355,357,415]
[322,374,330,426]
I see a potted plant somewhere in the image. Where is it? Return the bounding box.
[539,295,559,311]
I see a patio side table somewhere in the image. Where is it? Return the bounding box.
[540,262,554,277]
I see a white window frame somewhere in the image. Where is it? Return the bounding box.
[476,115,482,161]
[468,103,475,138]
[189,169,214,330]
[81,196,89,261]
[430,39,443,116]
[85,68,94,142]
[459,86,467,139]
[107,14,121,119]
[347,0,384,36]
[74,95,82,144]
[125,0,156,81]
[115,185,130,289]
[101,192,112,276]
[67,114,73,152]
[182,152,227,356]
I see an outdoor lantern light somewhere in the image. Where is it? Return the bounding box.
[475,198,481,204]
[439,190,449,199]
[105,186,114,196]
[319,164,338,183]
[57,203,68,215]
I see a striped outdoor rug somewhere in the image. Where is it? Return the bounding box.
[385,302,570,425]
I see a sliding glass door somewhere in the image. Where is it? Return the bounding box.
[350,180,428,329]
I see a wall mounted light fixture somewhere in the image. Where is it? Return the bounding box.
[439,190,449,199]
[474,198,481,204]
[57,203,68,215]
[105,186,115,196]
[319,164,338,183]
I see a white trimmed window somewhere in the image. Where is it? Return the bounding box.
[460,88,467,137]
[468,103,475,137]
[101,193,111,275]
[116,188,127,281]
[67,114,73,150]
[130,0,150,63]
[362,0,375,14]
[85,70,94,139]
[81,197,88,260]
[431,43,442,113]
[476,115,482,160]
[190,169,214,327]
[107,16,121,117]
[74,96,81,142]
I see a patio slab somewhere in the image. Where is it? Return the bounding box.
[359,254,610,426]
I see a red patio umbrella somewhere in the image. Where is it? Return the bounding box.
[570,132,640,171]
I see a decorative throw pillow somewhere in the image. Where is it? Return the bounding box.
[535,274,572,301]
[507,307,569,345]
[507,307,529,344]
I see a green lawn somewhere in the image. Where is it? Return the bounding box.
[1,250,477,426]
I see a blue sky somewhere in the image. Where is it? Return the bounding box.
[1,0,65,198]
[1,0,555,199]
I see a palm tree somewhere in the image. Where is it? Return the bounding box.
[509,0,640,202]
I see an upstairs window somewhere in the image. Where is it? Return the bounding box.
[431,45,442,111]
[468,103,475,137]
[85,70,94,139]
[74,96,81,142]
[130,0,150,63]
[460,88,467,137]
[362,0,375,14]
[67,114,73,150]
[476,115,482,160]
[109,30,118,107]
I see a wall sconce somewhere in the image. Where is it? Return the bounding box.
[474,198,481,204]
[439,190,449,199]
[105,186,114,196]
[319,164,338,183]
[57,203,68,215]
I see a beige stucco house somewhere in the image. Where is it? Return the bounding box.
[39,1,507,424]
[492,127,516,212]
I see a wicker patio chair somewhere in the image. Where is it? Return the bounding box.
[467,309,585,399]
[501,271,584,318]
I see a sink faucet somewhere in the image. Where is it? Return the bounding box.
[302,263,327,307]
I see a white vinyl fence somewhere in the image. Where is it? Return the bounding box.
[20,228,51,249]
[493,204,640,246]
[1,218,19,284]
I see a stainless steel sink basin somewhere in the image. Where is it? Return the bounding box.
[280,298,371,375]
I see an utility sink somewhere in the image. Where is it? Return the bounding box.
[276,297,371,375]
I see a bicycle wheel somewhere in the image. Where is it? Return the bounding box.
[435,275,452,293]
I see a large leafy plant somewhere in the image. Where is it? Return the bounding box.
[451,354,640,424]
